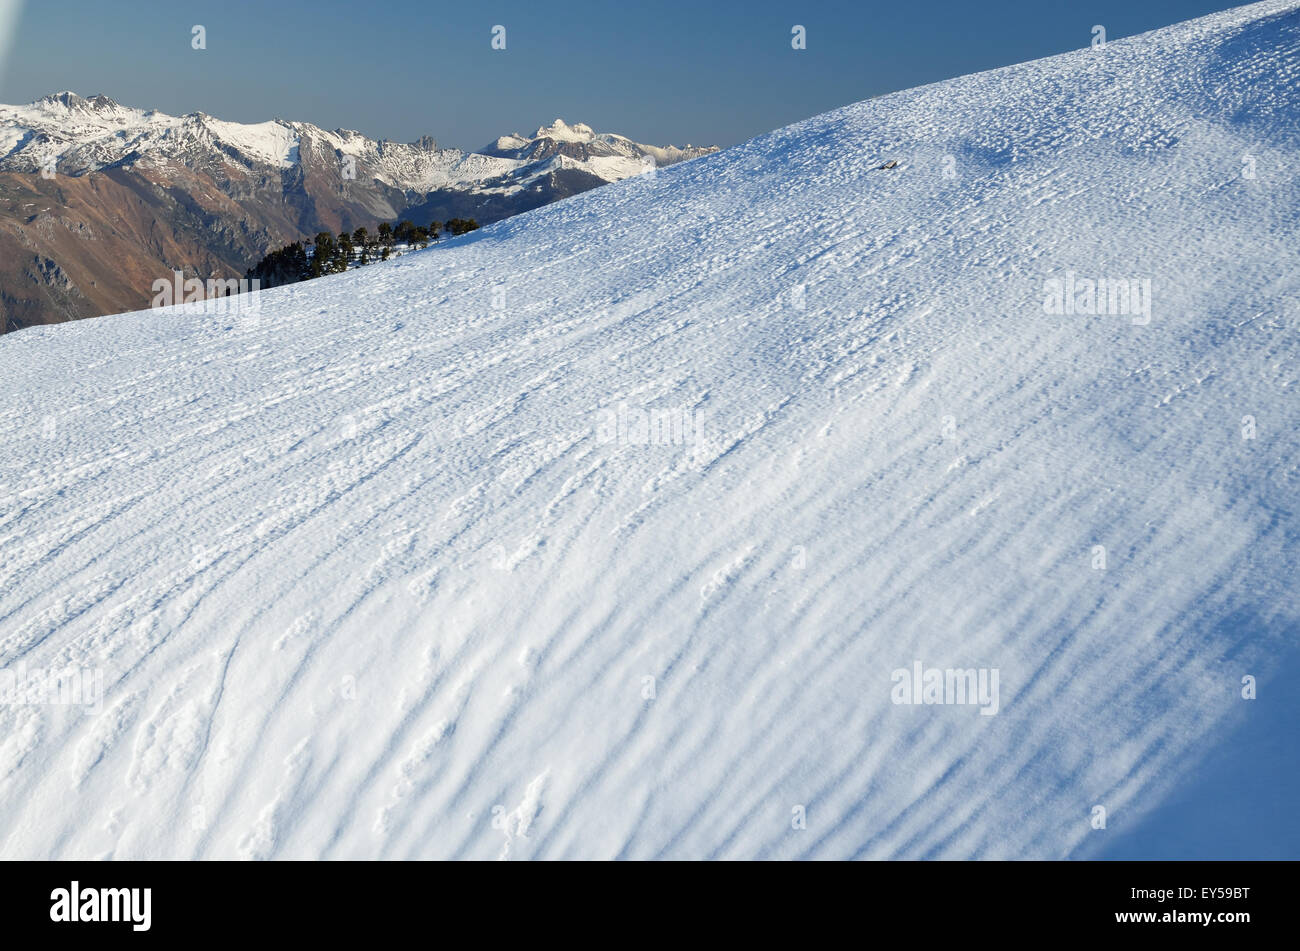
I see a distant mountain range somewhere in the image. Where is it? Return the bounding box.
[0,93,717,331]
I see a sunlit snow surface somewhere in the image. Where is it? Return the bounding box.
[0,1,1297,859]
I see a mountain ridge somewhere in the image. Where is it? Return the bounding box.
[0,95,717,332]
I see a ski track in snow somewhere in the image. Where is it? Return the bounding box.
[0,1,1297,859]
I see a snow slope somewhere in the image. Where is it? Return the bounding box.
[0,1,1297,860]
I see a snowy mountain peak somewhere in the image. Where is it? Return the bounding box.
[490,132,531,152]
[30,91,124,119]
[39,90,85,108]
[533,118,596,141]
[35,91,120,111]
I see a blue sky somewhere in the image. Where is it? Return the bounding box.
[1,0,1245,150]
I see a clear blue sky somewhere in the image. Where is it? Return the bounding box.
[0,0,1246,151]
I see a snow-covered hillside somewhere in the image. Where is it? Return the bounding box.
[0,0,1296,859]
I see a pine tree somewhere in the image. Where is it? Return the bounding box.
[310,232,334,278]
[245,240,310,289]
[444,217,481,237]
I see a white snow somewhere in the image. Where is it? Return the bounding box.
[490,133,531,153]
[0,0,1297,860]
[0,124,27,157]
[532,119,597,143]
[201,117,300,170]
